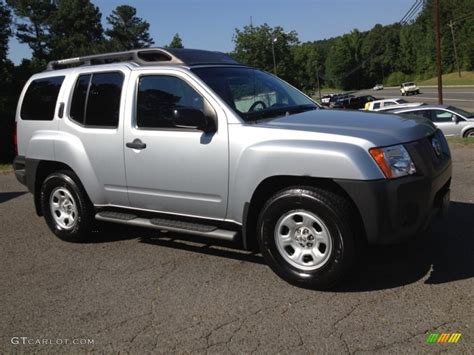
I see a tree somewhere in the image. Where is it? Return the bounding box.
[168,33,183,48]
[291,43,325,92]
[232,23,299,82]
[49,0,104,59]
[0,0,12,62]
[324,36,356,90]
[105,5,154,50]
[6,0,56,60]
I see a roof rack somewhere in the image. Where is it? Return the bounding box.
[46,47,241,71]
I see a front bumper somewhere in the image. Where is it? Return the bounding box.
[336,131,452,244]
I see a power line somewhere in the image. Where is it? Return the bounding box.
[400,0,423,24]
[453,11,474,23]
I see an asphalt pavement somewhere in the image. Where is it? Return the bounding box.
[357,86,474,112]
[0,144,472,353]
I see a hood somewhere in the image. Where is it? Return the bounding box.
[259,109,436,147]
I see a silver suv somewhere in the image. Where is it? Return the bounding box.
[13,48,452,289]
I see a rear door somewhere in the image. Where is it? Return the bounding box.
[123,69,229,220]
[58,68,130,206]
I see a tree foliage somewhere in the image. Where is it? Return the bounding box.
[105,5,154,51]
[49,0,104,58]
[168,33,183,48]
[232,23,299,83]
[232,0,473,90]
[6,0,55,60]
[0,0,12,62]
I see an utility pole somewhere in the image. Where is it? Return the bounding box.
[434,0,443,104]
[448,20,462,77]
[381,61,384,83]
[271,36,277,75]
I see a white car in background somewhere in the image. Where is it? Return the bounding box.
[373,84,384,91]
[400,82,420,96]
[364,98,424,111]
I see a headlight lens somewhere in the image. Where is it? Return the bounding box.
[369,144,416,178]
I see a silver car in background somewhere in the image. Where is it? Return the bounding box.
[389,105,474,137]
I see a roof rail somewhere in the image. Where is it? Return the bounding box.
[46,47,240,71]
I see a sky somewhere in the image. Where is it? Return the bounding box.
[8,0,416,64]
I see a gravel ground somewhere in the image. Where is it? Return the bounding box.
[0,144,472,354]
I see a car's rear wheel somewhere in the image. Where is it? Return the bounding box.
[257,186,357,289]
[40,170,94,242]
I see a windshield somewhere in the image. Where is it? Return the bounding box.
[192,67,318,121]
[447,105,473,118]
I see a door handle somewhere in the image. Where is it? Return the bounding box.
[126,139,147,150]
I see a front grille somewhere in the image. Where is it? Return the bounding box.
[405,130,450,177]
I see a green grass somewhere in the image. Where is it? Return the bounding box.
[0,164,13,173]
[447,136,474,146]
[419,71,474,86]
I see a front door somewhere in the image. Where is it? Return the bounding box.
[124,71,229,220]
[431,110,458,136]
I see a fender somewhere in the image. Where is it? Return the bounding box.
[27,130,104,204]
[226,134,384,224]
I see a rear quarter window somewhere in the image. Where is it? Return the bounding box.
[20,76,65,120]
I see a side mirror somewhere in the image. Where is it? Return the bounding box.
[172,106,217,133]
[452,114,460,124]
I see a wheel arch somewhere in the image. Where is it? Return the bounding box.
[242,175,366,251]
[462,126,474,137]
[33,160,89,216]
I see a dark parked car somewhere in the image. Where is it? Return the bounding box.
[333,95,378,110]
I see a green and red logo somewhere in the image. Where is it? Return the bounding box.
[426,333,462,344]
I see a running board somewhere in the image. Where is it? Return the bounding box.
[95,211,238,242]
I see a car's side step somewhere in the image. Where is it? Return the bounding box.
[95,212,238,242]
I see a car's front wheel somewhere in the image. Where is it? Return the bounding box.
[40,170,94,242]
[464,129,474,138]
[257,186,357,289]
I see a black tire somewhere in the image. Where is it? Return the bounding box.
[40,170,94,242]
[257,186,357,290]
[463,129,474,138]
[416,90,420,95]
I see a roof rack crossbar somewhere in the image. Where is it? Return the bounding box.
[46,47,241,71]
[46,48,183,71]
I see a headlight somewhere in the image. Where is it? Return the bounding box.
[369,144,416,178]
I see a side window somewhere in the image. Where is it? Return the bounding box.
[406,110,430,119]
[20,76,65,120]
[136,75,204,129]
[70,74,91,124]
[69,72,124,127]
[373,103,380,109]
[431,110,453,123]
